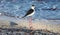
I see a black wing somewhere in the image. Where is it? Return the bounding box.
[22,9,34,18]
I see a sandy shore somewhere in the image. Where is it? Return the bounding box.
[0,16,60,33]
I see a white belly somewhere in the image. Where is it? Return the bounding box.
[27,11,35,16]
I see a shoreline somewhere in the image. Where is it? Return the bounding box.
[0,16,60,33]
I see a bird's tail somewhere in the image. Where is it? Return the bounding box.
[17,15,26,19]
[21,15,26,18]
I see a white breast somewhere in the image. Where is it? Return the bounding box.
[27,11,35,16]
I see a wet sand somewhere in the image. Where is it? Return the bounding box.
[0,16,60,33]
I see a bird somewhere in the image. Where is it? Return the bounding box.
[22,5,35,29]
[22,5,35,18]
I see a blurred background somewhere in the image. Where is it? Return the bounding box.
[0,0,60,34]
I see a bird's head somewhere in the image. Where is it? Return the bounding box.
[31,5,35,10]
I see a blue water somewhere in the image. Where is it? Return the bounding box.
[0,0,60,20]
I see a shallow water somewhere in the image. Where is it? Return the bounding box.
[0,0,60,20]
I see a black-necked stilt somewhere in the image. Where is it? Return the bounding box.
[22,5,35,29]
[22,5,35,18]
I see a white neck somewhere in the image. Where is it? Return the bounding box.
[31,6,35,10]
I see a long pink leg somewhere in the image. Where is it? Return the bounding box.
[29,16,33,30]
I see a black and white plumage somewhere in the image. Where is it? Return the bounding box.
[22,5,35,18]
